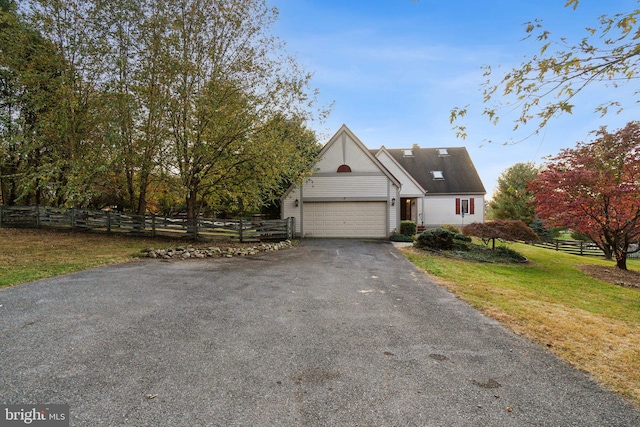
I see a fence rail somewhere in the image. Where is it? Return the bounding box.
[0,206,295,242]
[526,239,605,257]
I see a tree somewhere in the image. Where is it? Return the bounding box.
[25,0,111,207]
[529,122,640,270]
[462,220,538,250]
[450,0,640,143]
[0,0,66,206]
[489,162,539,224]
[163,0,322,236]
[92,0,173,214]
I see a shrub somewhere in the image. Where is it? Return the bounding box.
[400,220,417,237]
[529,218,548,240]
[415,228,456,250]
[570,229,590,241]
[454,233,472,242]
[495,246,528,262]
[441,224,460,233]
[390,233,414,242]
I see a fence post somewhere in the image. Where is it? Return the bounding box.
[36,205,40,228]
[555,240,559,251]
[106,211,111,232]
[580,241,584,256]
[0,205,3,228]
[71,208,76,231]
[239,218,243,243]
[152,215,156,238]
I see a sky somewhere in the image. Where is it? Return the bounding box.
[269,0,640,196]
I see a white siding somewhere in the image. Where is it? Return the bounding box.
[422,195,485,227]
[376,150,424,196]
[303,175,388,198]
[315,134,381,173]
[282,187,302,231]
[390,184,399,233]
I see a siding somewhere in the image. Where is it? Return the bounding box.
[303,175,389,199]
[315,133,381,173]
[376,150,424,196]
[422,195,484,227]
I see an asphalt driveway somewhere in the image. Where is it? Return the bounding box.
[1,239,639,426]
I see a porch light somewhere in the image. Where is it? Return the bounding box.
[391,197,396,206]
[295,199,299,207]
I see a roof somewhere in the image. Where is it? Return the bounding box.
[379,147,486,195]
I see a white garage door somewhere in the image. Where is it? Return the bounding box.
[303,201,387,238]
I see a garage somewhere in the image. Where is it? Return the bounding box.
[303,201,387,238]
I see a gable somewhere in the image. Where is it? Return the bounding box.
[375,148,425,196]
[314,125,387,174]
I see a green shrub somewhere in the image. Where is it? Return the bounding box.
[441,224,460,233]
[454,233,472,242]
[570,229,590,241]
[495,246,527,262]
[390,233,414,242]
[400,220,417,237]
[415,228,456,250]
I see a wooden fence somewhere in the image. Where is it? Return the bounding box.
[526,239,640,259]
[0,205,295,242]
[526,239,605,257]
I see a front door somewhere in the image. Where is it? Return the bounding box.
[401,198,416,221]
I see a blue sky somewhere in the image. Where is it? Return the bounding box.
[270,0,640,196]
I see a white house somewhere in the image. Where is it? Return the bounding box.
[281,125,486,238]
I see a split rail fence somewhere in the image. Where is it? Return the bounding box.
[526,239,604,257]
[0,206,295,242]
[526,239,640,259]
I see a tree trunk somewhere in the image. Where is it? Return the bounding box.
[185,190,199,239]
[616,255,627,270]
[136,172,149,215]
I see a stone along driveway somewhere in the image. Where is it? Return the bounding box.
[1,239,639,426]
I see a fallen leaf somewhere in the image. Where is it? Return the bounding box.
[147,394,158,399]
[358,290,374,294]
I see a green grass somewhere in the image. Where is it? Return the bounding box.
[402,242,640,406]
[0,228,166,288]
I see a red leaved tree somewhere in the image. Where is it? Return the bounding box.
[529,122,640,270]
[462,220,538,250]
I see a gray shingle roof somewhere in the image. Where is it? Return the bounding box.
[381,147,486,194]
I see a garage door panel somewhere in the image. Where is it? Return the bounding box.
[303,202,387,238]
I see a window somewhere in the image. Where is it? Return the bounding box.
[431,170,444,180]
[337,164,352,173]
[455,198,475,215]
[437,148,449,156]
[403,149,414,157]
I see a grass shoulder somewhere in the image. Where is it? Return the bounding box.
[1,228,178,288]
[402,242,640,407]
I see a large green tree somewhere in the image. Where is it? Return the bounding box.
[0,0,65,205]
[450,0,640,142]
[25,0,110,207]
[163,0,322,235]
[489,162,539,224]
[10,0,323,221]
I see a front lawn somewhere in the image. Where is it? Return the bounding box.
[402,242,640,407]
[0,228,162,288]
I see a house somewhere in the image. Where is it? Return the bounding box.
[281,125,485,238]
